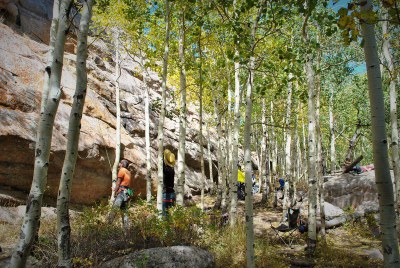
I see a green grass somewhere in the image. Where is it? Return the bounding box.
[3,202,384,267]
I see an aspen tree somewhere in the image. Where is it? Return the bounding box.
[156,0,171,213]
[243,2,265,266]
[199,29,206,211]
[229,0,241,226]
[329,85,336,172]
[176,4,187,206]
[382,14,400,226]
[302,0,318,254]
[110,0,121,203]
[56,1,93,266]
[360,0,400,265]
[40,0,60,114]
[11,1,72,266]
[206,124,214,194]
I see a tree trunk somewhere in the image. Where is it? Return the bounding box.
[156,0,170,213]
[343,122,361,168]
[141,50,152,203]
[315,44,326,242]
[329,85,336,173]
[56,2,93,266]
[10,1,71,266]
[261,99,269,203]
[206,124,214,194]
[282,72,293,220]
[303,11,317,255]
[382,14,400,227]
[244,5,264,266]
[229,2,241,223]
[110,16,121,204]
[361,0,400,265]
[270,101,277,178]
[176,10,187,206]
[40,0,60,114]
[212,89,227,210]
[199,31,206,211]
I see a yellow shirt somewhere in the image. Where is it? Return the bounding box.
[237,170,245,183]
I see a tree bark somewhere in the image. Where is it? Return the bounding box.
[329,85,336,173]
[261,99,269,203]
[382,14,400,227]
[156,0,171,213]
[198,31,206,211]
[229,0,241,226]
[361,0,400,265]
[206,124,214,194]
[56,1,93,266]
[10,1,71,267]
[176,10,187,206]
[342,155,363,174]
[212,88,227,210]
[302,9,317,255]
[282,71,293,220]
[110,11,121,204]
[140,49,152,203]
[40,0,60,114]
[315,43,326,242]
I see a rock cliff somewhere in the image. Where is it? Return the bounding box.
[0,6,217,205]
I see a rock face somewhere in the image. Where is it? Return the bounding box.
[100,246,215,268]
[323,170,394,214]
[0,17,217,205]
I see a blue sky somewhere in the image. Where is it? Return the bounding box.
[329,0,366,74]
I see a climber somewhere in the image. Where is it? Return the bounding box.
[237,164,245,200]
[107,159,133,229]
[163,148,176,216]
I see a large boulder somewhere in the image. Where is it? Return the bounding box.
[0,22,218,205]
[323,170,394,210]
[100,246,215,268]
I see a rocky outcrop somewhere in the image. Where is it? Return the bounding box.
[0,20,218,205]
[100,246,215,268]
[323,170,393,211]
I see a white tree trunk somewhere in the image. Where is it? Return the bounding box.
[282,72,293,219]
[10,1,71,266]
[303,12,318,254]
[260,99,269,202]
[270,101,277,177]
[229,0,240,226]
[229,56,240,226]
[244,5,264,266]
[212,89,227,210]
[143,59,152,203]
[244,74,255,268]
[206,124,214,194]
[382,15,400,226]
[156,0,170,213]
[361,1,400,265]
[176,11,187,206]
[110,20,121,204]
[199,33,206,211]
[315,53,326,242]
[40,0,60,114]
[329,86,336,173]
[56,2,93,266]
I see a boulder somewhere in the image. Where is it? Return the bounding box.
[100,246,215,268]
[323,170,394,210]
[354,201,379,218]
[0,22,218,205]
[363,249,383,261]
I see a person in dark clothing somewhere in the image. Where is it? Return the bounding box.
[163,149,176,216]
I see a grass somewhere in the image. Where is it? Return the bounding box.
[1,200,384,267]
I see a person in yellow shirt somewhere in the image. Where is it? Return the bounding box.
[237,164,245,200]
